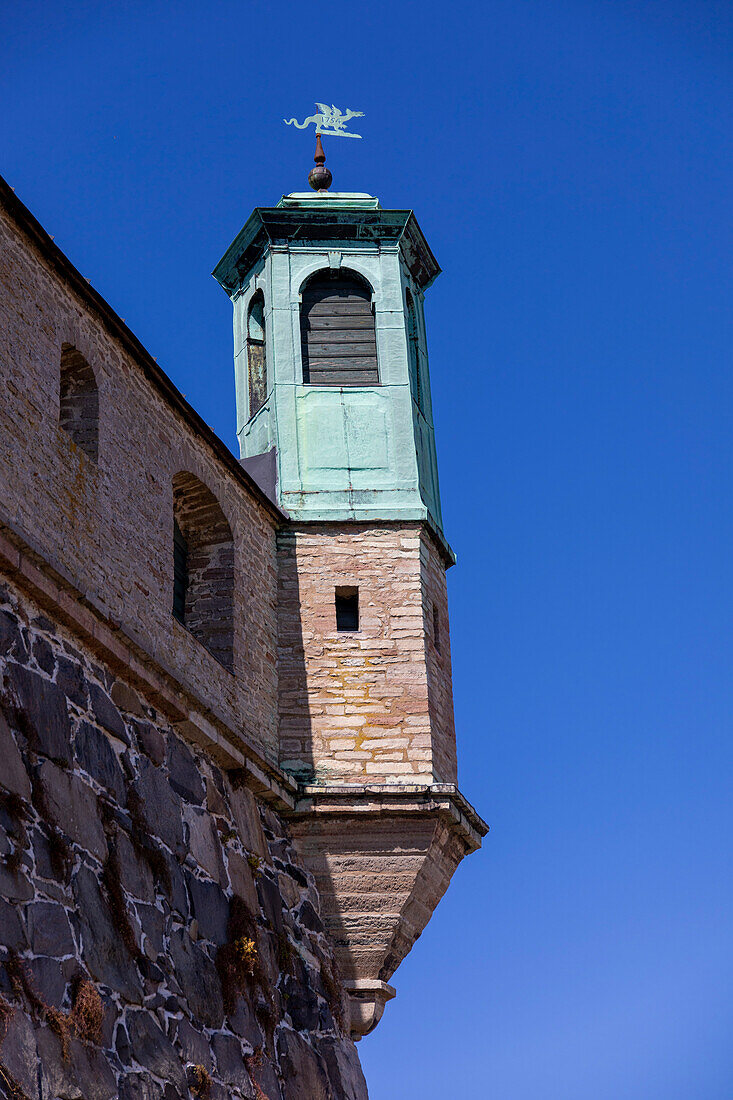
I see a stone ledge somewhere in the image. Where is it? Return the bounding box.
[344,980,396,1042]
[0,512,297,812]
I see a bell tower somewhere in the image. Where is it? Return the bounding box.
[214,149,485,1038]
[213,181,445,540]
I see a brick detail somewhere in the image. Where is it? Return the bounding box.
[277,524,458,784]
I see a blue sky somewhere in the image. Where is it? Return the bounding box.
[4,2,733,1096]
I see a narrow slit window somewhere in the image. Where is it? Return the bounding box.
[432,601,441,652]
[335,587,359,632]
[173,521,188,624]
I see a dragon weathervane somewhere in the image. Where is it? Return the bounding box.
[284,103,365,191]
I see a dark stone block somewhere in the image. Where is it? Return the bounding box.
[0,897,26,950]
[32,636,55,676]
[160,849,188,918]
[6,664,71,765]
[174,1016,212,1071]
[0,1009,39,1100]
[0,609,23,659]
[318,1036,370,1100]
[257,872,285,935]
[227,989,264,1048]
[127,1009,187,1092]
[73,864,142,1003]
[283,962,320,1032]
[298,899,324,933]
[26,900,74,956]
[137,903,165,957]
[115,831,154,902]
[0,863,34,901]
[132,758,184,858]
[0,709,31,801]
[27,956,67,1007]
[118,1074,164,1100]
[55,656,88,708]
[167,736,204,804]
[277,1030,331,1100]
[168,927,223,1028]
[134,721,165,766]
[211,1031,253,1089]
[186,873,228,944]
[88,683,129,745]
[38,1028,117,1100]
[35,759,107,860]
[74,720,127,803]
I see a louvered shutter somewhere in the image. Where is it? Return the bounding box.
[300,275,379,385]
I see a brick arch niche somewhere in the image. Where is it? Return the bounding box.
[172,471,234,671]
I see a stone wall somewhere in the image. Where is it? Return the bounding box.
[277,524,457,784]
[0,580,367,1100]
[0,199,280,768]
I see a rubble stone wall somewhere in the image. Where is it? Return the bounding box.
[0,579,368,1100]
[0,204,280,767]
[277,524,457,784]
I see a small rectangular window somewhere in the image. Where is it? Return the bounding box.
[335,586,359,632]
[173,521,188,624]
[432,602,441,652]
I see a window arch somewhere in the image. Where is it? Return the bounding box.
[172,472,234,672]
[247,291,267,418]
[60,343,99,461]
[300,269,378,385]
[405,289,423,413]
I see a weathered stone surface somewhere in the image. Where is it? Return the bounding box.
[168,926,224,1028]
[116,830,155,902]
[227,850,259,915]
[0,709,31,800]
[175,1016,213,1071]
[319,1036,370,1100]
[212,1031,254,1092]
[0,863,34,901]
[136,902,165,958]
[186,873,228,944]
[73,865,142,1002]
[132,757,184,857]
[118,1074,165,1100]
[27,955,67,1007]
[278,1030,331,1100]
[134,721,165,765]
[110,680,146,717]
[1,1008,39,1100]
[0,609,24,659]
[26,900,74,956]
[33,635,55,675]
[38,1028,117,1100]
[55,655,88,707]
[284,961,320,1032]
[257,872,285,935]
[167,736,204,804]
[0,896,26,950]
[127,1010,188,1092]
[36,759,107,860]
[6,663,71,765]
[298,898,324,933]
[227,783,269,860]
[184,804,224,880]
[74,720,126,803]
[88,682,129,744]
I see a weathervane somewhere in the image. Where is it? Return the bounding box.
[284,102,365,191]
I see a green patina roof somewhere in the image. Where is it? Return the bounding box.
[212,195,440,295]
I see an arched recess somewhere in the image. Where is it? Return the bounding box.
[60,343,99,461]
[247,291,267,418]
[172,472,234,672]
[300,269,378,385]
[405,289,423,413]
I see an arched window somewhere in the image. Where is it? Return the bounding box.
[172,472,234,672]
[300,270,378,385]
[60,344,99,461]
[405,290,423,413]
[247,291,267,418]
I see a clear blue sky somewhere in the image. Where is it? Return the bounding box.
[4,2,733,1097]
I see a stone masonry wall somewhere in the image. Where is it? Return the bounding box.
[0,579,368,1100]
[0,201,279,767]
[277,524,457,784]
